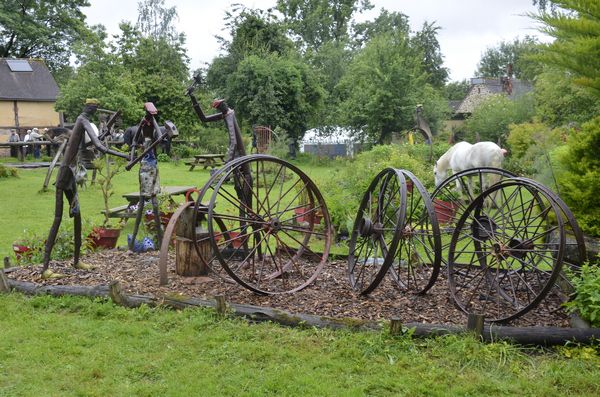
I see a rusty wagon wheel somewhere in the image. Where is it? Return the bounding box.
[511,177,587,303]
[431,167,517,267]
[447,178,566,323]
[190,157,248,281]
[204,155,332,295]
[347,168,407,294]
[387,170,442,294]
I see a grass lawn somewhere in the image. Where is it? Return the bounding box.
[1,158,599,396]
[1,293,599,396]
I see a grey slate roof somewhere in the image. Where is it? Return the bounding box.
[0,58,59,101]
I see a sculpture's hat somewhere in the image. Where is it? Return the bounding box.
[85,98,99,105]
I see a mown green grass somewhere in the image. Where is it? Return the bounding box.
[0,161,204,259]
[0,160,335,260]
[2,158,600,396]
[1,293,599,396]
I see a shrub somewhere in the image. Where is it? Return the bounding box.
[321,143,441,233]
[505,121,565,177]
[14,224,93,265]
[157,153,170,162]
[464,93,535,144]
[564,263,600,327]
[0,164,18,178]
[556,116,600,236]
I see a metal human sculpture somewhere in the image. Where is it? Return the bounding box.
[42,99,130,279]
[125,102,178,251]
[186,76,252,208]
[186,75,246,163]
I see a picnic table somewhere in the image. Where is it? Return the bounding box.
[185,153,226,171]
[102,185,195,220]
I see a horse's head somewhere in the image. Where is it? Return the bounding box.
[434,161,446,187]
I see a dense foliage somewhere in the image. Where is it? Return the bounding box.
[555,116,600,236]
[533,0,600,95]
[463,94,535,144]
[476,36,542,80]
[0,0,91,77]
[564,264,600,327]
[321,143,448,233]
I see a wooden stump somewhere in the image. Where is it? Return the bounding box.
[175,235,210,276]
[174,206,211,277]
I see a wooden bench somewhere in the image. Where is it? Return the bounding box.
[101,204,133,220]
[187,154,226,171]
[185,158,206,171]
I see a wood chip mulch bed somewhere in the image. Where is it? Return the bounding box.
[7,249,571,328]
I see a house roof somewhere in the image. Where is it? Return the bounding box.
[455,77,532,115]
[0,58,59,101]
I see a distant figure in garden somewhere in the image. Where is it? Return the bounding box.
[8,130,19,157]
[42,99,130,279]
[23,129,32,156]
[30,128,43,159]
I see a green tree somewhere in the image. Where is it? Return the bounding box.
[277,0,373,50]
[476,36,542,81]
[444,79,470,100]
[533,0,600,95]
[556,116,600,236]
[206,7,293,93]
[226,53,325,143]
[534,68,600,126]
[464,94,535,144]
[55,50,140,124]
[0,0,91,72]
[411,22,449,88]
[337,33,447,144]
[352,9,410,48]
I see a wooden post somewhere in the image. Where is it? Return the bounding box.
[109,281,135,308]
[390,318,403,335]
[175,207,209,276]
[0,269,10,293]
[215,295,227,317]
[467,313,485,337]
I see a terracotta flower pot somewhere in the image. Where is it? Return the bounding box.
[294,205,322,224]
[145,211,174,227]
[227,231,244,248]
[88,227,121,249]
[12,244,32,261]
[433,199,458,224]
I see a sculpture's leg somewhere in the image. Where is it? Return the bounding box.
[130,197,145,251]
[43,189,64,271]
[151,195,163,246]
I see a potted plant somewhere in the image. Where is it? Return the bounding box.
[88,156,126,249]
[294,185,320,224]
[432,191,459,224]
[144,192,178,230]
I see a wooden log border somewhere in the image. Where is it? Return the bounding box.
[2,275,600,346]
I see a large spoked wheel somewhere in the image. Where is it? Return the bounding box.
[347,168,407,295]
[191,158,246,281]
[448,178,565,323]
[388,170,441,294]
[205,155,332,294]
[431,168,517,267]
[512,178,587,303]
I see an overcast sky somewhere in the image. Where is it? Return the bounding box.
[84,0,550,82]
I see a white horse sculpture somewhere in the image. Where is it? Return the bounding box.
[434,141,507,189]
